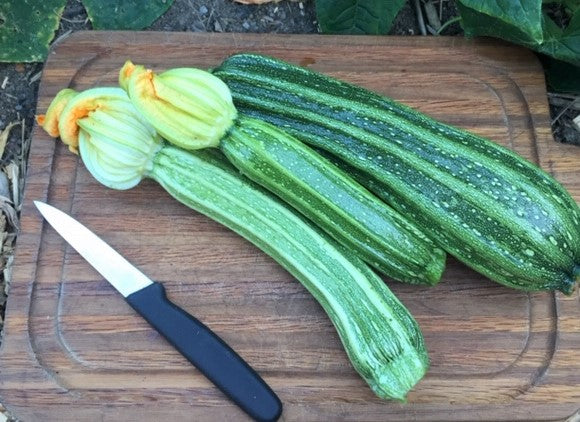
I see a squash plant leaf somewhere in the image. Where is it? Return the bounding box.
[457,0,544,46]
[538,11,580,65]
[315,0,406,34]
[563,0,580,13]
[0,0,66,62]
[82,0,175,30]
[458,0,580,66]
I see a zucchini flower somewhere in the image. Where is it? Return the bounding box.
[119,60,237,150]
[36,87,163,190]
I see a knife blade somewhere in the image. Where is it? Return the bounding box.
[34,201,282,422]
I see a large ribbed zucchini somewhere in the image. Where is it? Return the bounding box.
[213,53,580,294]
[118,62,446,286]
[37,87,429,400]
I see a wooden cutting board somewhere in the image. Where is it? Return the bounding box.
[0,32,578,421]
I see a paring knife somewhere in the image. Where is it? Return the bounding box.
[34,201,282,422]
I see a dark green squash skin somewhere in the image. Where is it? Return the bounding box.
[213,53,580,294]
[221,115,446,285]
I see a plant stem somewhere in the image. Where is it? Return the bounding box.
[551,98,579,125]
[436,16,461,35]
[413,0,427,36]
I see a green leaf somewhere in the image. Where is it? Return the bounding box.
[542,0,580,13]
[457,0,544,45]
[82,0,174,30]
[0,0,66,62]
[315,0,406,34]
[544,57,580,93]
[563,0,580,13]
[459,0,580,66]
[538,11,580,65]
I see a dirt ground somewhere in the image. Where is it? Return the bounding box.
[0,1,577,417]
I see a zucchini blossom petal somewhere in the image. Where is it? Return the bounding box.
[38,87,163,190]
[36,88,78,149]
[120,60,237,150]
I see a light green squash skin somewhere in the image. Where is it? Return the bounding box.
[149,145,429,401]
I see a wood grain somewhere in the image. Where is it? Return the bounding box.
[0,32,578,421]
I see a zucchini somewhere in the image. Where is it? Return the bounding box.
[212,53,580,294]
[118,61,446,286]
[37,87,430,401]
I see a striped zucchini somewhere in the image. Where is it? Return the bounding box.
[119,61,446,286]
[37,87,429,400]
[152,147,430,402]
[223,115,445,285]
[213,53,580,294]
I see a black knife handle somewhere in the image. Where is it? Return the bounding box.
[126,282,282,422]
